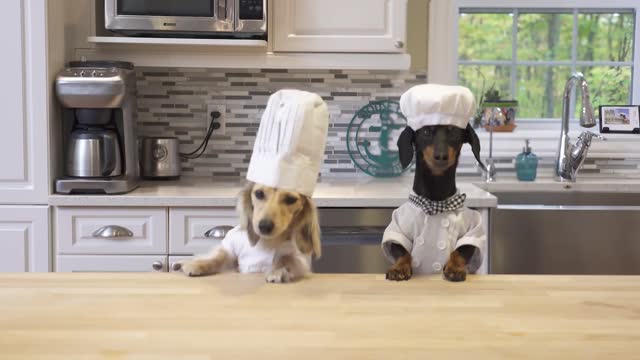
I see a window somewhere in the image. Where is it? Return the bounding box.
[428,0,640,122]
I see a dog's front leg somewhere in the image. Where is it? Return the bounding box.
[180,247,232,277]
[443,245,475,282]
[266,254,308,283]
[386,243,413,281]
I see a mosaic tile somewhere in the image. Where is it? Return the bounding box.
[135,67,640,180]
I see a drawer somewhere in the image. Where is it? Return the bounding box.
[169,208,237,255]
[56,255,168,272]
[56,207,168,255]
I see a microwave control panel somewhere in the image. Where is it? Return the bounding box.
[239,0,264,20]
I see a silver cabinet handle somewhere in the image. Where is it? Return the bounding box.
[152,261,164,271]
[204,226,234,240]
[394,41,405,49]
[92,225,133,238]
[171,262,182,272]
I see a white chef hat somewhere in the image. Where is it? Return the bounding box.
[246,90,329,196]
[400,84,477,130]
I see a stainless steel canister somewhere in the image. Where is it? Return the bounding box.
[139,137,181,179]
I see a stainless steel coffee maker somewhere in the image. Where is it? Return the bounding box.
[55,61,139,194]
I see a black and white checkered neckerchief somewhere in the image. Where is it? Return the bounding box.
[408,192,466,216]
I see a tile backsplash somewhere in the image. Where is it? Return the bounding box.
[135,67,640,180]
[136,67,425,178]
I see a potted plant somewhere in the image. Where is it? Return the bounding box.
[479,88,518,132]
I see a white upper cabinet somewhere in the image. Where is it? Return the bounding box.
[272,0,408,53]
[0,0,49,204]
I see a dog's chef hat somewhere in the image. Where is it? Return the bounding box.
[400,84,477,130]
[246,89,329,196]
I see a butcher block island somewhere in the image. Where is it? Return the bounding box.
[1,274,639,359]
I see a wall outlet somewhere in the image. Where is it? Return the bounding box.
[207,104,226,136]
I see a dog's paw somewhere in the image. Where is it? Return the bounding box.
[266,267,293,284]
[386,263,413,281]
[180,260,213,277]
[443,260,467,282]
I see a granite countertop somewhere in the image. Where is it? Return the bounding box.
[49,175,640,208]
[48,176,498,208]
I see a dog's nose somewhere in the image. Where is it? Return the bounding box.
[258,219,274,234]
[434,152,449,161]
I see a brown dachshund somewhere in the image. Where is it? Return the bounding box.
[386,124,485,282]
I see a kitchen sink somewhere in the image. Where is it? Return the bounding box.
[490,191,640,275]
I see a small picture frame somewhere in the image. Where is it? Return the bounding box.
[599,105,640,134]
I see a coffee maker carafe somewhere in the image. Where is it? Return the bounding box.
[55,61,139,194]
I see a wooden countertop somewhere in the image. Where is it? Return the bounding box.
[1,273,639,359]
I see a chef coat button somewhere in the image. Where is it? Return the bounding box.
[441,219,450,228]
[433,262,442,271]
[418,237,425,246]
[412,259,420,268]
[437,240,447,250]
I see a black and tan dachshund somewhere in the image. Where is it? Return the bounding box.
[386,124,485,282]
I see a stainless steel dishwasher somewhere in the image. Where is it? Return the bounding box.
[490,192,640,275]
[313,208,393,274]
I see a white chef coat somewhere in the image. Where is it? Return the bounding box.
[381,202,486,275]
[220,226,312,274]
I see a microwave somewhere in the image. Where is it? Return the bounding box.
[104,0,266,38]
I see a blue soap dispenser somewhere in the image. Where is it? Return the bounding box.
[516,139,538,181]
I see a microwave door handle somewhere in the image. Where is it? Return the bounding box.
[217,0,227,20]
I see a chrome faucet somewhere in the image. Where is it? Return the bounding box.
[555,72,605,182]
[484,116,497,182]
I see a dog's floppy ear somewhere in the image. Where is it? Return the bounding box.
[464,124,486,172]
[397,126,415,169]
[293,196,322,259]
[237,182,260,246]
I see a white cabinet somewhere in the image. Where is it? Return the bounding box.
[53,206,239,272]
[0,0,49,204]
[0,206,50,272]
[272,0,408,53]
[56,207,168,255]
[169,256,192,273]
[169,208,237,255]
[56,255,168,272]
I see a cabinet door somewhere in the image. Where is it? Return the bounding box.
[273,0,407,53]
[56,255,168,272]
[0,206,50,272]
[0,0,49,204]
[169,208,237,255]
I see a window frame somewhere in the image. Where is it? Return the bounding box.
[428,0,640,110]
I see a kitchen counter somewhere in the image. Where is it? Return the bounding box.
[1,273,639,359]
[48,176,498,208]
[48,175,640,208]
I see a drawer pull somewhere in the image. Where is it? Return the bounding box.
[204,226,234,240]
[171,262,182,272]
[152,261,164,271]
[92,225,133,239]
